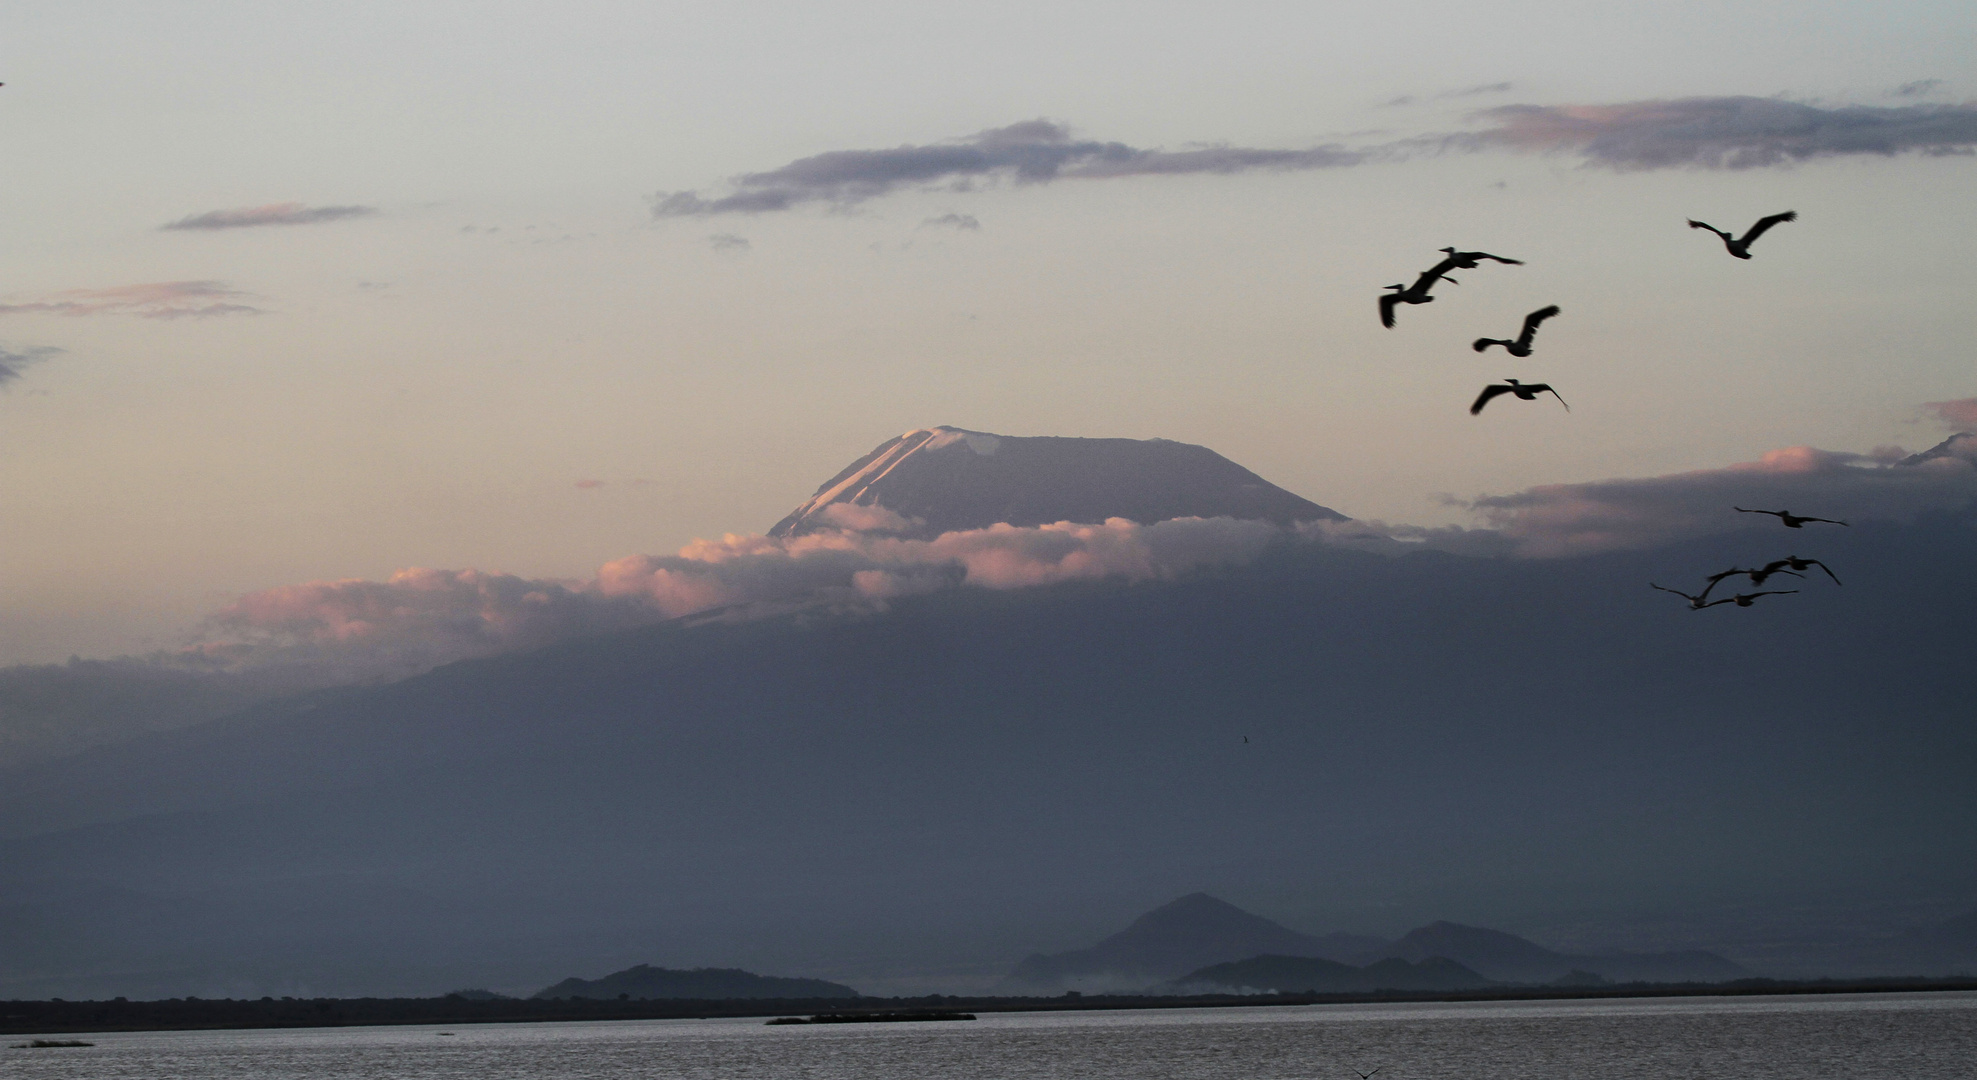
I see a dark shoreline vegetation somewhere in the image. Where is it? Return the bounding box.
[4,978,1976,1036]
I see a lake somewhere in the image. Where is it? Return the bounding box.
[6,992,1973,1079]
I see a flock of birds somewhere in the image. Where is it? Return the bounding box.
[1379,210,1850,613]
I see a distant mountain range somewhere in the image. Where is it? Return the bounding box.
[1001,894,1747,993]
[1000,894,1386,993]
[533,965,857,1001]
[769,426,1342,537]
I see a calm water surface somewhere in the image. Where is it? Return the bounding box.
[6,992,1974,1080]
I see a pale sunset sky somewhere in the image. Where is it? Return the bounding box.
[2,1,1973,663]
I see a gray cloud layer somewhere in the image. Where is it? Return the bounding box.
[651,120,1363,216]
[163,203,377,230]
[653,97,1977,219]
[1458,96,1977,169]
[0,345,62,387]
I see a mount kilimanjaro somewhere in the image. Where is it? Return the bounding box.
[770,427,1342,538]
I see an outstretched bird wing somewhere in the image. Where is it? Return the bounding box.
[1687,218,1727,237]
[1472,251,1524,265]
[1379,291,1401,328]
[1412,260,1459,292]
[1802,515,1848,526]
[1803,559,1842,585]
[1470,384,1513,415]
[1518,305,1561,346]
[1738,210,1797,246]
[1529,383,1569,410]
[1701,568,1745,599]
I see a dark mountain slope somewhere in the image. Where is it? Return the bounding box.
[1,509,1973,997]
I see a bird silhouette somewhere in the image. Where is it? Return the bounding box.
[1735,507,1848,528]
[1471,379,1568,415]
[1688,211,1796,259]
[1438,247,1523,269]
[1354,1069,1382,1080]
[1706,565,1803,590]
[1652,583,1734,609]
[1474,305,1561,357]
[1773,555,1841,584]
[1378,263,1458,328]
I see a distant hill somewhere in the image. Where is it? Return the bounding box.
[533,965,857,1001]
[1169,954,1494,994]
[769,427,1343,538]
[999,893,1385,993]
[1383,922,1746,984]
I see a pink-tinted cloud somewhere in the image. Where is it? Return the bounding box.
[1924,398,1977,430]
[0,282,265,320]
[163,203,377,230]
[192,517,1287,681]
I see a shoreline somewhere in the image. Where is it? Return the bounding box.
[5,977,1976,1036]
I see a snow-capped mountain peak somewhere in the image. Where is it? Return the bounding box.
[769,426,1343,538]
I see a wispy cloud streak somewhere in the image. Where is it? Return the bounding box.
[0,282,264,320]
[651,120,1363,216]
[162,203,377,230]
[0,345,62,387]
[1454,96,1977,169]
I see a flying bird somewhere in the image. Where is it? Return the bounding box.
[1438,247,1523,269]
[1735,507,1849,528]
[1706,565,1803,590]
[1473,305,1561,357]
[1688,211,1796,259]
[1652,583,1734,610]
[1379,264,1457,328]
[1354,1069,1382,1080]
[1774,555,1841,585]
[1725,590,1797,607]
[1471,379,1568,415]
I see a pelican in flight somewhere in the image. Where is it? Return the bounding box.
[1474,305,1561,357]
[1773,555,1841,584]
[1438,247,1523,269]
[1354,1069,1382,1080]
[1471,379,1568,415]
[1688,211,1796,259]
[1735,507,1848,528]
[1706,565,1802,590]
[1379,264,1457,328]
[1651,583,1733,610]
